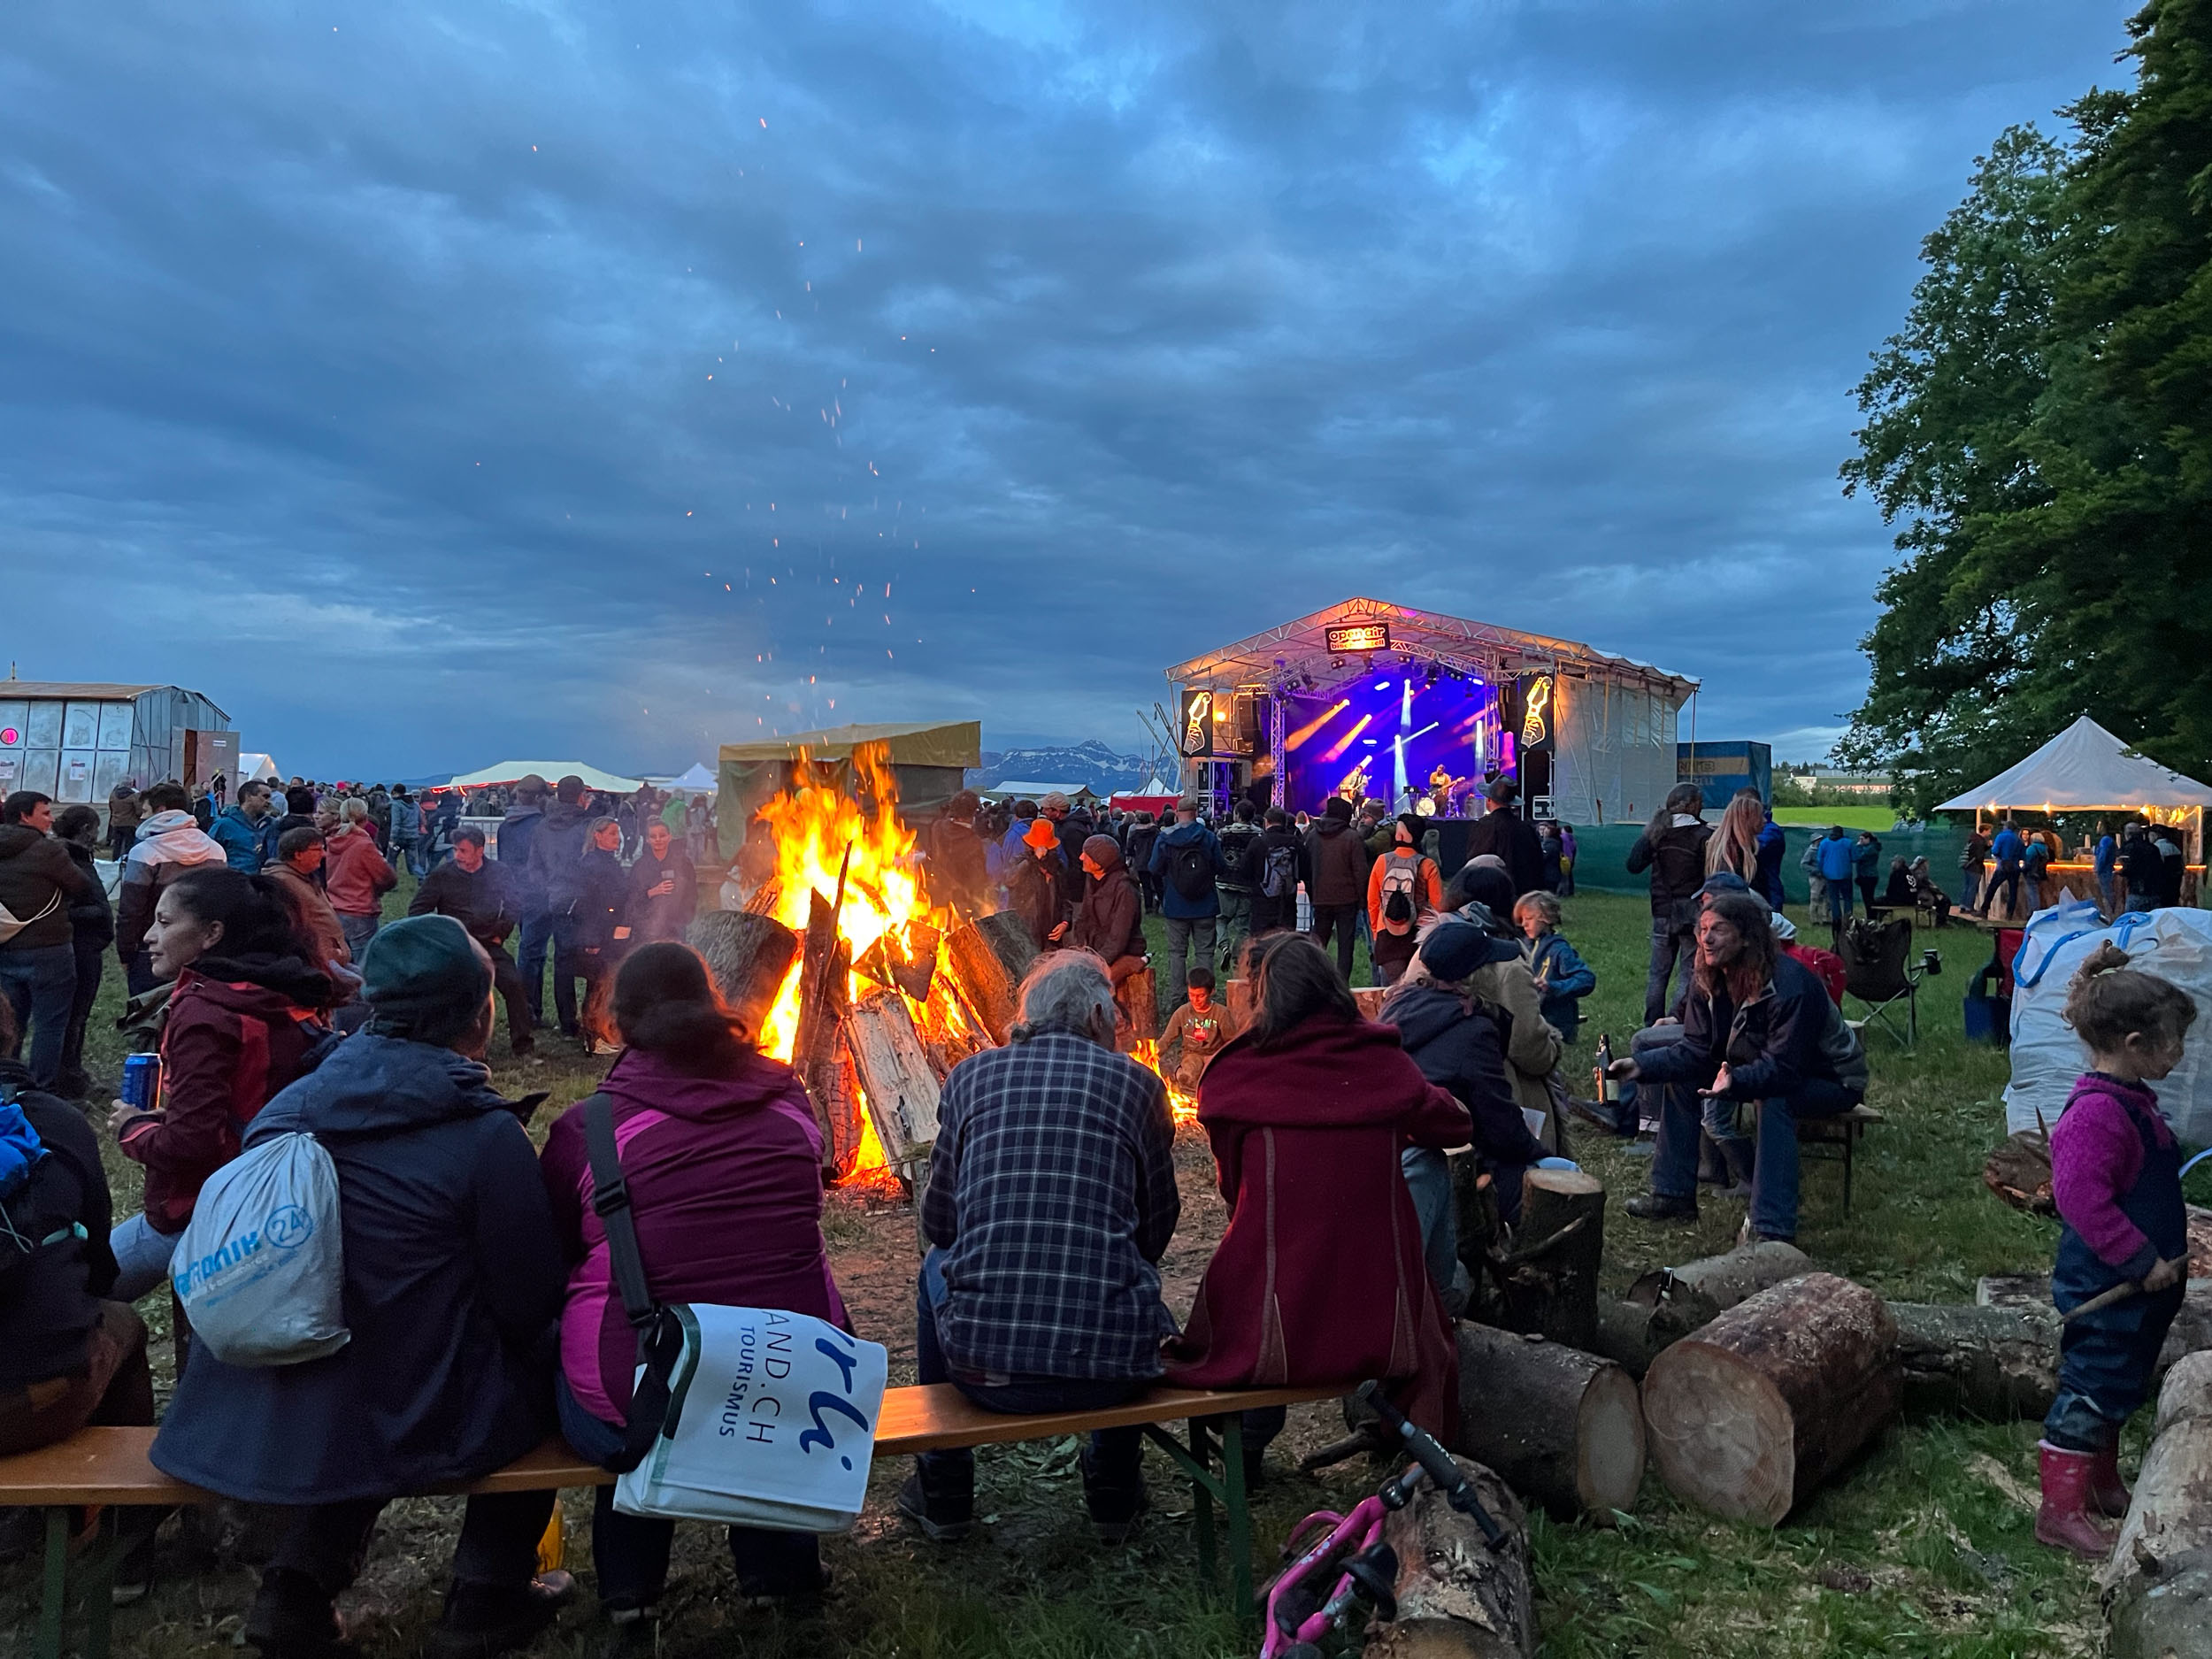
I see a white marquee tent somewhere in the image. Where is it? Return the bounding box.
[445,760,643,794]
[660,761,717,793]
[1934,717,2212,814]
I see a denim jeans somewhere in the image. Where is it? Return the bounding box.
[555,1378,820,1606]
[912,1249,1146,1499]
[2125,892,2158,914]
[1643,919,1694,1026]
[1824,880,1852,931]
[391,834,428,880]
[338,912,380,957]
[516,911,555,1023]
[1651,1071,1855,1240]
[0,942,77,1087]
[2098,874,2118,916]
[1960,870,1982,909]
[1399,1147,1461,1294]
[109,1211,180,1303]
[58,932,104,1089]
[1161,916,1217,1004]
[1215,890,1252,976]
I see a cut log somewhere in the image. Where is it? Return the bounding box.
[1887,1302,2058,1420]
[684,910,800,1045]
[1982,1127,2055,1216]
[844,987,942,1168]
[1978,1274,2212,1376]
[854,918,941,1004]
[1494,1170,1603,1352]
[1641,1271,1901,1525]
[1363,1455,1535,1659]
[1226,976,1253,1036]
[2101,1352,2212,1659]
[1627,1240,1812,1320]
[794,879,864,1178]
[1117,964,1159,1046]
[1451,1325,1643,1521]
[942,914,1035,1044]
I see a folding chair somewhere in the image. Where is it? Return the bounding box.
[1839,916,1922,1048]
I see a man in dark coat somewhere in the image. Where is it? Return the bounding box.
[1302,797,1370,980]
[626,820,698,944]
[1462,778,1546,899]
[408,826,534,1057]
[1245,807,1309,939]
[152,916,572,1657]
[927,791,991,917]
[496,774,556,1025]
[0,792,92,1087]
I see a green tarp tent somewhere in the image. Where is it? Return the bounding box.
[714,721,983,861]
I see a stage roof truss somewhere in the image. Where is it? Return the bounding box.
[1165,597,1698,702]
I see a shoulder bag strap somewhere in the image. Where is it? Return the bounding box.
[580,1092,681,1471]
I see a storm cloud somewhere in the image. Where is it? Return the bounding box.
[0,2,2124,776]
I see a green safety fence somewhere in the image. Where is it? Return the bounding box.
[1564,823,1971,907]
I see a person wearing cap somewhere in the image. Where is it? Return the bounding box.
[152,916,572,1657]
[1006,814,1073,951]
[1148,800,1226,1010]
[1463,777,1546,900]
[1366,813,1444,988]
[1302,797,1371,982]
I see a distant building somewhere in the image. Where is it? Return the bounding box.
[0,680,236,803]
[1787,768,1893,798]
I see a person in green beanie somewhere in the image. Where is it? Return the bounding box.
[152,914,572,1658]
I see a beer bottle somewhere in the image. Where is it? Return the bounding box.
[1595,1033,1619,1102]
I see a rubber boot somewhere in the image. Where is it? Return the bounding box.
[2088,1441,2131,1518]
[2035,1442,2116,1558]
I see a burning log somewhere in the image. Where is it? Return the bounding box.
[943,912,1037,1044]
[845,986,942,1171]
[793,858,867,1179]
[1118,965,1159,1046]
[855,918,941,1004]
[685,911,800,1046]
[1641,1272,1901,1525]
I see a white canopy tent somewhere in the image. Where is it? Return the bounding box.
[1933,717,2212,814]
[660,761,717,793]
[235,752,280,785]
[446,760,643,794]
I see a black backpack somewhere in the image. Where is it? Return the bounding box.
[1217,824,1260,887]
[1260,841,1298,901]
[1167,837,1217,902]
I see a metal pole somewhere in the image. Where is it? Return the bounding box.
[1269,695,1286,809]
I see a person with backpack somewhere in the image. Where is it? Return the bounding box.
[1815,824,1858,933]
[541,943,848,1636]
[1148,799,1225,1006]
[1214,802,1262,976]
[104,868,335,1302]
[1246,807,1307,938]
[1612,891,1867,1243]
[1625,783,1710,1025]
[1302,797,1371,982]
[1365,814,1443,988]
[151,915,573,1659]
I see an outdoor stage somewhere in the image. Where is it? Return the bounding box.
[1164,598,1700,826]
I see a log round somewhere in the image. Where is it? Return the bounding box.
[1641,1271,1901,1525]
[1363,1455,1535,1659]
[1627,1240,1812,1315]
[1452,1325,1643,1521]
[1887,1302,2058,1421]
[1496,1169,1604,1352]
[2102,1352,2212,1659]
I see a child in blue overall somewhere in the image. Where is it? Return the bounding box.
[2037,941,2196,1555]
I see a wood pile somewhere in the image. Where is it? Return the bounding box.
[1363,1455,1536,1659]
[1451,1325,1643,1522]
[2101,1351,2212,1659]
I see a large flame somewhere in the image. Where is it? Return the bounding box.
[744,748,1199,1181]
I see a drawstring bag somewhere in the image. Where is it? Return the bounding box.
[582,1094,887,1532]
[171,1131,349,1366]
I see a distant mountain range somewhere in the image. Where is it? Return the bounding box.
[967,741,1163,795]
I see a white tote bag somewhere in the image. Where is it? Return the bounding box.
[581,1094,887,1532]
[612,1303,887,1531]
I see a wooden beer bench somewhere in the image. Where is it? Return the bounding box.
[0,1380,1344,1658]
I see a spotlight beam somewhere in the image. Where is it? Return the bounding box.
[1285,698,1351,750]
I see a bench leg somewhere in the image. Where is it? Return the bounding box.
[1141,1416,1256,1624]
[1843,1125,1855,1216]
[38,1507,66,1659]
[1187,1417,1216,1586]
[81,1510,117,1659]
[1220,1410,1254,1618]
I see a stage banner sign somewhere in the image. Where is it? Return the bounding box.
[1179,688,1218,757]
[1517,674,1556,752]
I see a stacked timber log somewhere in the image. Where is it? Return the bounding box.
[1451,1325,1642,1522]
[943,912,1036,1044]
[2101,1351,2212,1659]
[1491,1170,1605,1351]
[1641,1272,1901,1524]
[1590,1241,1811,1377]
[1363,1455,1536,1659]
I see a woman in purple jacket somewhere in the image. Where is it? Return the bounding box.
[541,942,849,1644]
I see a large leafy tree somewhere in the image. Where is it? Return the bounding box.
[1841,1,2212,814]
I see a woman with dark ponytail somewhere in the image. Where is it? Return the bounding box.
[104,867,334,1301]
[540,941,849,1640]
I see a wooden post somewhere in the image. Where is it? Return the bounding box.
[1495,1169,1604,1352]
[943,913,1035,1044]
[1641,1272,1901,1525]
[2101,1352,2212,1659]
[1363,1455,1536,1659]
[1452,1325,1643,1522]
[685,910,800,1045]
[844,986,942,1170]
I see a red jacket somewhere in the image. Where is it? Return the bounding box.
[117,962,328,1233]
[1785,942,1847,1005]
[1165,1015,1470,1439]
[323,828,396,918]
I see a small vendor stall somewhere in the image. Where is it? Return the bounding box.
[1933,716,2210,919]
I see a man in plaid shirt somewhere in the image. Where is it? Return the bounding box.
[900,950,1180,1544]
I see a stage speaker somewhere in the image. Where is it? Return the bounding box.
[1230,692,1260,756]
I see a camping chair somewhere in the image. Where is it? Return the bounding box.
[1839,916,1922,1049]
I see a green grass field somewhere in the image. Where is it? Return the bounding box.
[1770,806,1906,832]
[12,879,2193,1656]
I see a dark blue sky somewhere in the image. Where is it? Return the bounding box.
[0,3,2124,779]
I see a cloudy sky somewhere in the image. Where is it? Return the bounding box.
[0,2,2124,779]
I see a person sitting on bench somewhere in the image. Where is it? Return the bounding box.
[540,942,849,1643]
[900,949,1180,1546]
[1169,932,1470,1470]
[152,916,572,1659]
[0,1000,158,1589]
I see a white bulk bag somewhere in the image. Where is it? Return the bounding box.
[2005,902,2212,1147]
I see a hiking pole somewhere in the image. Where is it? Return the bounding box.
[2061,1280,2145,1325]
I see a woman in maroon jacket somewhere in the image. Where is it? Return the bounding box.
[1165,931,1471,1477]
[541,942,849,1641]
[105,869,333,1302]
